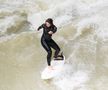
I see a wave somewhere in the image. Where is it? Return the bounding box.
[0,0,108,90]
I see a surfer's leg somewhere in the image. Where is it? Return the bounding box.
[41,39,52,66]
[48,39,61,58]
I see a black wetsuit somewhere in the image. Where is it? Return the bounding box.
[38,24,60,66]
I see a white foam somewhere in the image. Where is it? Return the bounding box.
[0,15,21,34]
[0,0,108,90]
[53,70,89,90]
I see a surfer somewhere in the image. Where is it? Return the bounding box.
[37,18,63,70]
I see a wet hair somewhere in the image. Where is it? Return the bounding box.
[45,18,54,26]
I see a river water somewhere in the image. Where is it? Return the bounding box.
[0,0,108,90]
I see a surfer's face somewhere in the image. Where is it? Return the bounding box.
[45,22,51,27]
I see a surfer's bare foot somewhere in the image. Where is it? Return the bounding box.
[48,66,54,70]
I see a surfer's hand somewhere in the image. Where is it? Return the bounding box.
[48,31,53,34]
[37,29,39,31]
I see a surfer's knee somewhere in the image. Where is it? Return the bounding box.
[48,50,52,54]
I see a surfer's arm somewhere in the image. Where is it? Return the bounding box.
[37,24,44,31]
[48,26,57,35]
[52,26,57,33]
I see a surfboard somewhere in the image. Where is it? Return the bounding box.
[41,56,65,80]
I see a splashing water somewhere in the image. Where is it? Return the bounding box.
[0,0,108,90]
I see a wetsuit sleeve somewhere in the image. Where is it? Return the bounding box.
[52,26,57,33]
[37,24,44,31]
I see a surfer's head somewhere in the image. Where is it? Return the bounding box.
[45,18,53,27]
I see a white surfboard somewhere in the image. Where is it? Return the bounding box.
[41,56,65,80]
